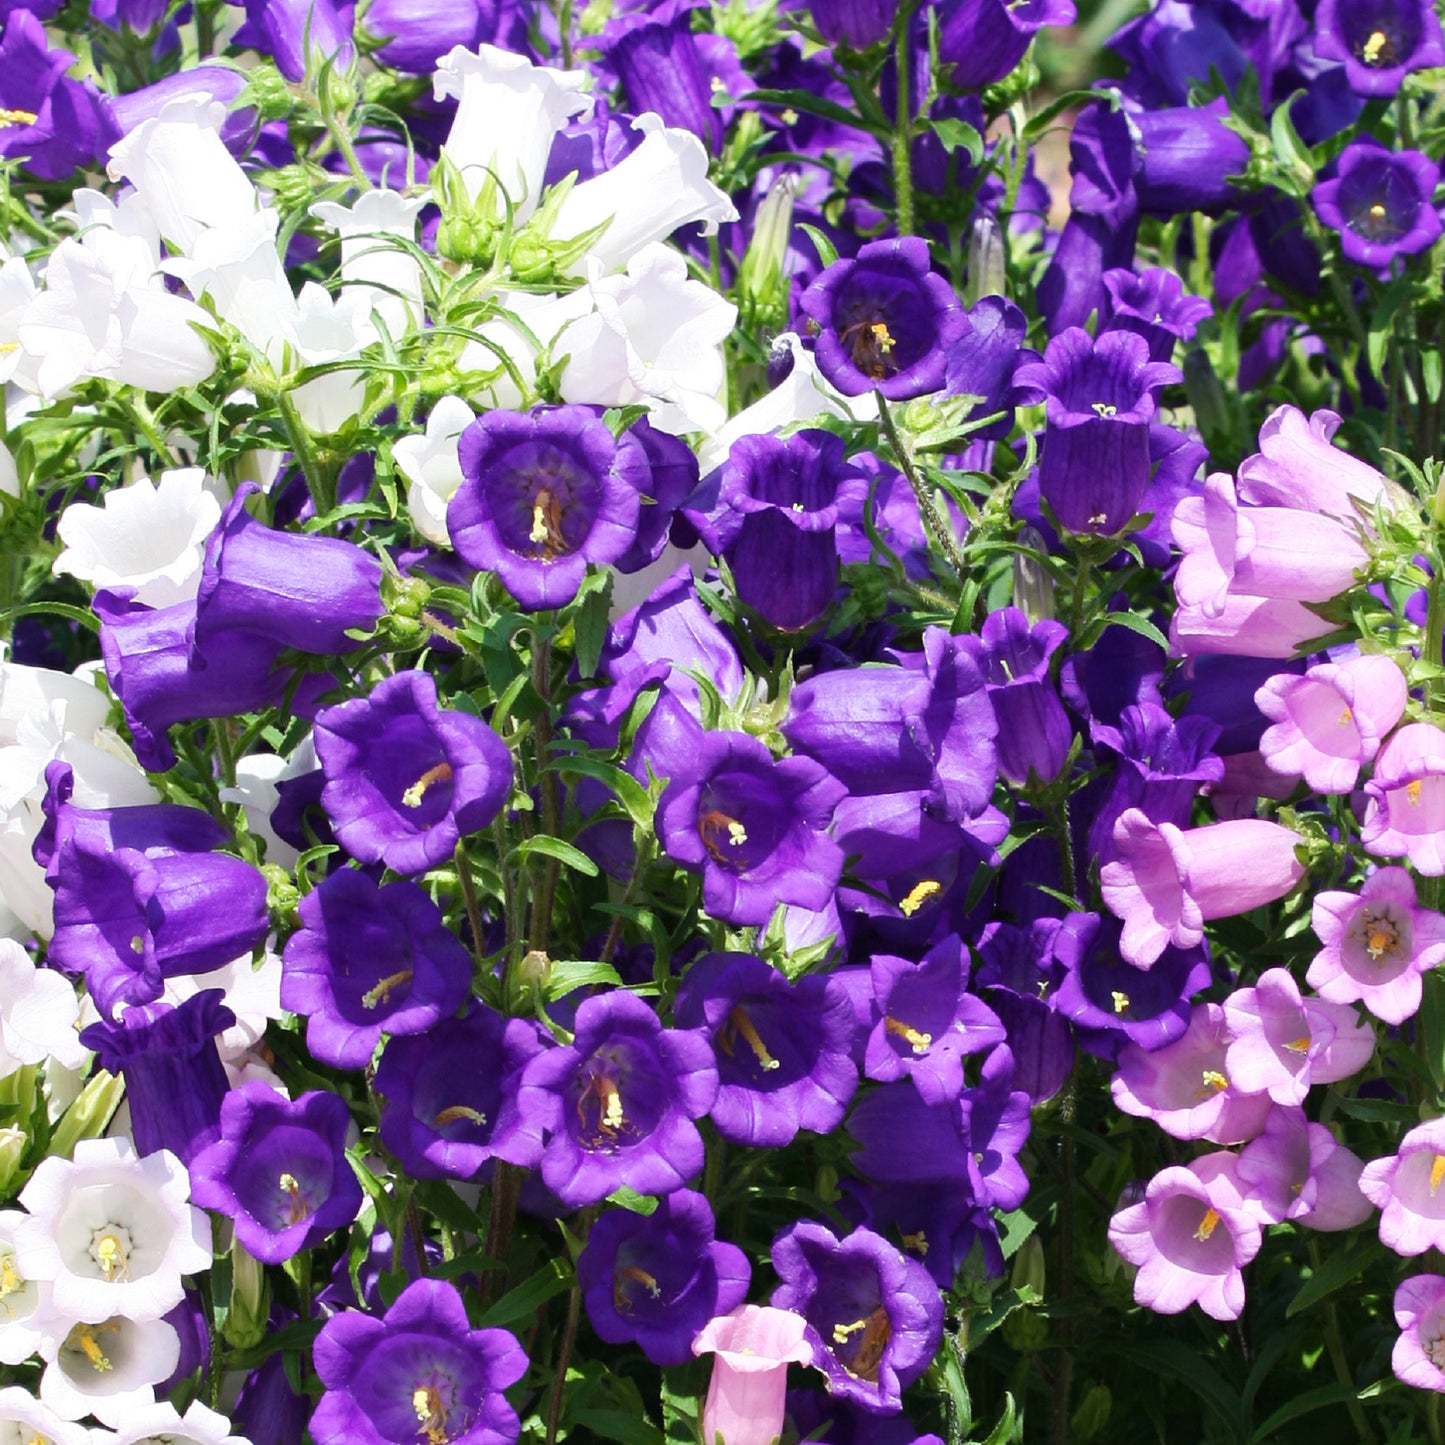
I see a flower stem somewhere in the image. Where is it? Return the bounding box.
[528,633,562,951]
[1308,1239,1378,1445]
[891,10,915,238]
[275,390,334,517]
[1046,1068,1076,1445]
[876,392,967,579]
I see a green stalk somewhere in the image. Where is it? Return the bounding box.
[891,15,915,238]
[876,393,966,578]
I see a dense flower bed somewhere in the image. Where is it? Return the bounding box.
[0,0,1444,1442]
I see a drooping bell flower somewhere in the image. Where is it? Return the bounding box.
[655,728,846,927]
[1235,404,1393,518]
[189,1083,362,1265]
[80,991,234,1165]
[1100,811,1305,967]
[94,591,289,774]
[313,670,512,876]
[516,990,717,1207]
[194,484,385,657]
[1101,267,1212,361]
[1313,0,1445,96]
[693,1305,814,1445]
[672,951,858,1147]
[1235,1105,1372,1231]
[310,1279,528,1445]
[803,0,897,47]
[972,607,1072,787]
[1110,1002,1272,1145]
[770,1221,942,1415]
[233,0,354,82]
[1308,866,1445,1025]
[1360,1118,1445,1256]
[0,14,110,181]
[936,0,1077,90]
[1222,967,1375,1105]
[448,404,645,611]
[279,868,473,1070]
[602,0,720,152]
[1256,653,1407,794]
[971,919,1075,1102]
[1129,98,1252,216]
[799,237,968,400]
[578,1190,749,1366]
[1013,327,1181,537]
[373,1003,550,1180]
[361,0,501,74]
[864,935,1005,1105]
[941,295,1028,440]
[709,429,868,631]
[1312,137,1443,269]
[1107,1160,1262,1320]
[1362,722,1445,875]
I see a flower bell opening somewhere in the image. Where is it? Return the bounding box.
[65,1320,117,1373]
[413,1383,457,1445]
[402,762,454,809]
[90,1225,131,1282]
[830,1305,892,1383]
[719,1006,780,1071]
[841,317,898,381]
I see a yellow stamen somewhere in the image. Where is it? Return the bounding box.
[720,1006,780,1071]
[1339,707,1353,726]
[1430,1154,1445,1197]
[1407,779,1423,807]
[279,1172,311,1226]
[726,820,748,846]
[527,488,568,558]
[870,321,895,354]
[95,1233,126,1282]
[604,1087,624,1131]
[1362,28,1388,62]
[0,109,37,128]
[413,1384,451,1445]
[530,496,551,545]
[1193,1207,1221,1242]
[613,1264,662,1313]
[71,1323,113,1373]
[901,1230,928,1256]
[433,1104,488,1127]
[577,1072,627,1142]
[1366,919,1398,959]
[1091,402,1118,418]
[831,1307,892,1382]
[698,808,748,865]
[1283,1035,1311,1055]
[884,1016,933,1055]
[129,935,145,954]
[401,761,453,808]
[833,1317,869,1343]
[0,1252,20,1298]
[361,969,413,1009]
[1111,990,1131,1015]
[1197,1069,1228,1099]
[899,880,942,917]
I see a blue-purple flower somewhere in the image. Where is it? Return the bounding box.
[1313,0,1445,96]
[1312,137,1442,269]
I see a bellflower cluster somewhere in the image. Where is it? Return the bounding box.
[8,0,1445,1435]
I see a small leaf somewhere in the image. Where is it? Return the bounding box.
[510,834,600,878]
[797,222,838,269]
[1285,1237,1383,1318]
[543,959,625,1000]
[477,1257,572,1328]
[573,574,613,681]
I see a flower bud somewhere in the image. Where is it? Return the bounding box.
[738,173,799,334]
[48,1068,126,1158]
[1012,526,1054,623]
[1010,1233,1046,1300]
[224,1238,271,1350]
[0,1124,26,1194]
[1072,1384,1112,1441]
[966,213,1007,306]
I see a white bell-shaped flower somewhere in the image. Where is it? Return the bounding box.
[393,394,476,547]
[0,1212,47,1365]
[37,1310,180,1426]
[0,1384,92,1445]
[0,940,85,1076]
[311,189,428,339]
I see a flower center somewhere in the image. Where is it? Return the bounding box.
[842,316,901,380]
[885,1015,933,1055]
[1196,1068,1229,1099]
[433,1104,488,1127]
[402,762,453,808]
[899,879,941,916]
[362,969,413,1009]
[1407,779,1423,807]
[1427,1327,1445,1370]
[1361,906,1401,961]
[1111,990,1131,1015]
[65,1320,117,1374]
[698,808,748,866]
[613,1264,662,1313]
[1282,1035,1311,1055]
[718,1006,780,1071]
[576,1070,628,1147]
[413,1383,453,1445]
[831,1305,892,1383]
[0,109,37,128]
[89,1225,132,1282]
[1430,1154,1445,1197]
[902,1230,928,1255]
[1091,402,1118,418]
[1360,27,1393,64]
[528,487,569,560]
[1193,1207,1221,1242]
[278,1172,312,1227]
[0,1249,22,1305]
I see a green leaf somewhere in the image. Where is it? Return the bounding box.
[1268,90,1315,193]
[997,1208,1038,1260]
[1022,88,1115,144]
[551,753,654,827]
[1089,610,1170,654]
[742,87,886,139]
[477,1257,572,1328]
[1285,1237,1383,1318]
[569,1411,665,1445]
[797,221,838,269]
[978,1392,1017,1445]
[1096,1341,1244,1442]
[929,116,984,165]
[0,601,99,633]
[573,574,613,681]
[1248,1382,1375,1443]
[543,959,625,1000]
[509,834,599,877]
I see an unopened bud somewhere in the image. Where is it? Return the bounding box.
[1012,526,1054,623]
[966,213,1006,305]
[1071,1384,1112,1441]
[49,1069,125,1159]
[0,1124,25,1194]
[1010,1233,1046,1300]
[738,173,800,334]
[224,1239,270,1349]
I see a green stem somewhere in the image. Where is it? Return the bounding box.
[1425,481,1445,709]
[876,392,967,578]
[1067,551,1094,643]
[455,839,488,977]
[891,13,915,238]
[1309,1240,1378,1445]
[482,1163,521,1305]
[528,634,562,951]
[275,390,334,517]
[1046,1068,1077,1445]
[544,1252,587,1445]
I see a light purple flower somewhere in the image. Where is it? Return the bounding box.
[1308,866,1445,1024]
[1108,1160,1262,1320]
[1363,722,1445,874]
[1223,967,1375,1106]
[1361,1119,1445,1256]
[1256,653,1407,794]
[1100,811,1305,967]
[1235,1104,1372,1230]
[1110,1003,1272,1144]
[1393,1275,1445,1391]
[1236,405,1393,519]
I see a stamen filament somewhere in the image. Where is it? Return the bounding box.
[884,1016,933,1055]
[402,762,453,808]
[362,969,413,1009]
[1193,1207,1221,1242]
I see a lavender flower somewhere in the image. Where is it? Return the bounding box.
[1362,1119,1445,1256]
[1393,1275,1445,1391]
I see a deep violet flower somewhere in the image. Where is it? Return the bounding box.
[1312,139,1442,268]
[1393,1275,1445,1391]
[711,429,869,632]
[1313,0,1445,96]
[937,0,1076,89]
[799,237,968,399]
[864,935,1005,1105]
[189,1083,362,1264]
[0,15,109,181]
[1361,1119,1445,1256]
[1308,866,1445,1024]
[1100,267,1212,362]
[656,729,846,927]
[516,990,717,1207]
[374,1005,550,1180]
[693,1306,814,1445]
[448,405,645,610]
[602,0,719,151]
[1108,1160,1262,1320]
[314,670,512,876]
[578,1190,749,1366]
[770,1221,942,1415]
[80,991,234,1164]
[672,952,858,1147]
[1363,722,1445,875]
[311,1278,528,1445]
[279,869,473,1070]
[194,483,384,656]
[803,0,897,47]
[971,607,1072,786]
[1013,327,1181,537]
[234,0,354,82]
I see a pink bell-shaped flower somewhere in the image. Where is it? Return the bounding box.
[692,1304,812,1445]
